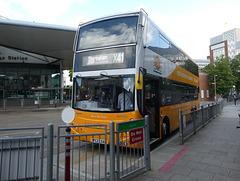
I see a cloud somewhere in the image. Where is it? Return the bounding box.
[1,0,86,24]
[121,4,149,14]
[147,2,240,59]
[70,16,91,27]
[0,0,16,19]
[17,0,75,23]
[119,2,240,59]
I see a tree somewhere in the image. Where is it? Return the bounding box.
[68,69,73,82]
[230,54,240,92]
[203,56,235,96]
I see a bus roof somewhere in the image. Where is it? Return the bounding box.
[78,11,140,28]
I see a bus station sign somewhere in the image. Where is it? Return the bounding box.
[118,120,144,132]
[130,127,143,145]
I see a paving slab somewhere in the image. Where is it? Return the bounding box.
[130,104,240,181]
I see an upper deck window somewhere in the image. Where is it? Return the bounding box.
[77,16,138,50]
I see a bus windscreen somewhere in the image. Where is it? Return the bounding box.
[77,16,138,50]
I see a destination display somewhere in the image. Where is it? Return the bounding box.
[82,52,124,66]
[74,46,136,72]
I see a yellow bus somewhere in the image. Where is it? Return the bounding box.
[71,10,199,145]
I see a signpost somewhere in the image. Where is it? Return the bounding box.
[118,120,144,132]
[118,119,145,146]
[61,106,75,181]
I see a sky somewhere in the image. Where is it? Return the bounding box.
[1,0,240,59]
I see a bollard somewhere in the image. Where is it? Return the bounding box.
[3,99,6,110]
[47,123,54,181]
[55,97,57,108]
[201,106,204,127]
[192,107,196,134]
[21,99,24,108]
[55,93,57,108]
[236,114,240,129]
[38,97,40,108]
[65,127,71,181]
[144,115,151,171]
[179,110,183,145]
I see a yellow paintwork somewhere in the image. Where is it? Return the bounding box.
[135,74,143,90]
[159,100,200,135]
[71,98,199,146]
[167,66,199,87]
[71,110,143,147]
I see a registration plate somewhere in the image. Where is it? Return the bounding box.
[91,138,105,144]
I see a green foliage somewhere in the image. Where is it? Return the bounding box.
[69,69,73,82]
[230,54,240,92]
[203,55,235,96]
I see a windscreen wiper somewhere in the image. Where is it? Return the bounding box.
[100,72,120,79]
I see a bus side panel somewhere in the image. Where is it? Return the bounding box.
[159,100,199,133]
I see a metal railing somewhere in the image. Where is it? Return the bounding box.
[0,127,44,181]
[113,116,151,180]
[1,88,72,109]
[179,100,226,144]
[0,116,150,181]
[55,124,108,181]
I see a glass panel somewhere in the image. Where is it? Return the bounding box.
[51,73,60,88]
[40,75,51,88]
[0,67,5,74]
[30,75,41,88]
[73,75,134,112]
[30,68,41,75]
[5,76,17,90]
[5,67,17,75]
[145,21,198,76]
[41,68,52,74]
[18,68,29,75]
[51,69,59,74]
[0,76,4,89]
[159,78,199,106]
[74,46,135,72]
[17,76,24,90]
[77,16,138,50]
[23,76,30,89]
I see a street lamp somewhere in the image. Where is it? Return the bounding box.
[214,75,217,102]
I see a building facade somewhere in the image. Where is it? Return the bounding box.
[0,18,76,107]
[210,28,240,63]
[0,46,61,100]
[199,72,214,101]
[194,59,210,70]
[194,59,214,101]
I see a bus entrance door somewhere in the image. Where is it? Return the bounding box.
[145,79,160,139]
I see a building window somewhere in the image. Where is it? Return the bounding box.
[206,90,209,98]
[0,65,60,99]
[201,90,204,99]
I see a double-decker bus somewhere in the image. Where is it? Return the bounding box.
[71,10,199,145]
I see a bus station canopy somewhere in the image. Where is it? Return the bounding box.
[0,18,77,70]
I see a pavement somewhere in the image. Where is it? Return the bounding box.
[128,103,240,181]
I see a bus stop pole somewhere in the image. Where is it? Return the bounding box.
[61,106,75,181]
[65,127,71,181]
[110,121,115,181]
[47,123,54,181]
